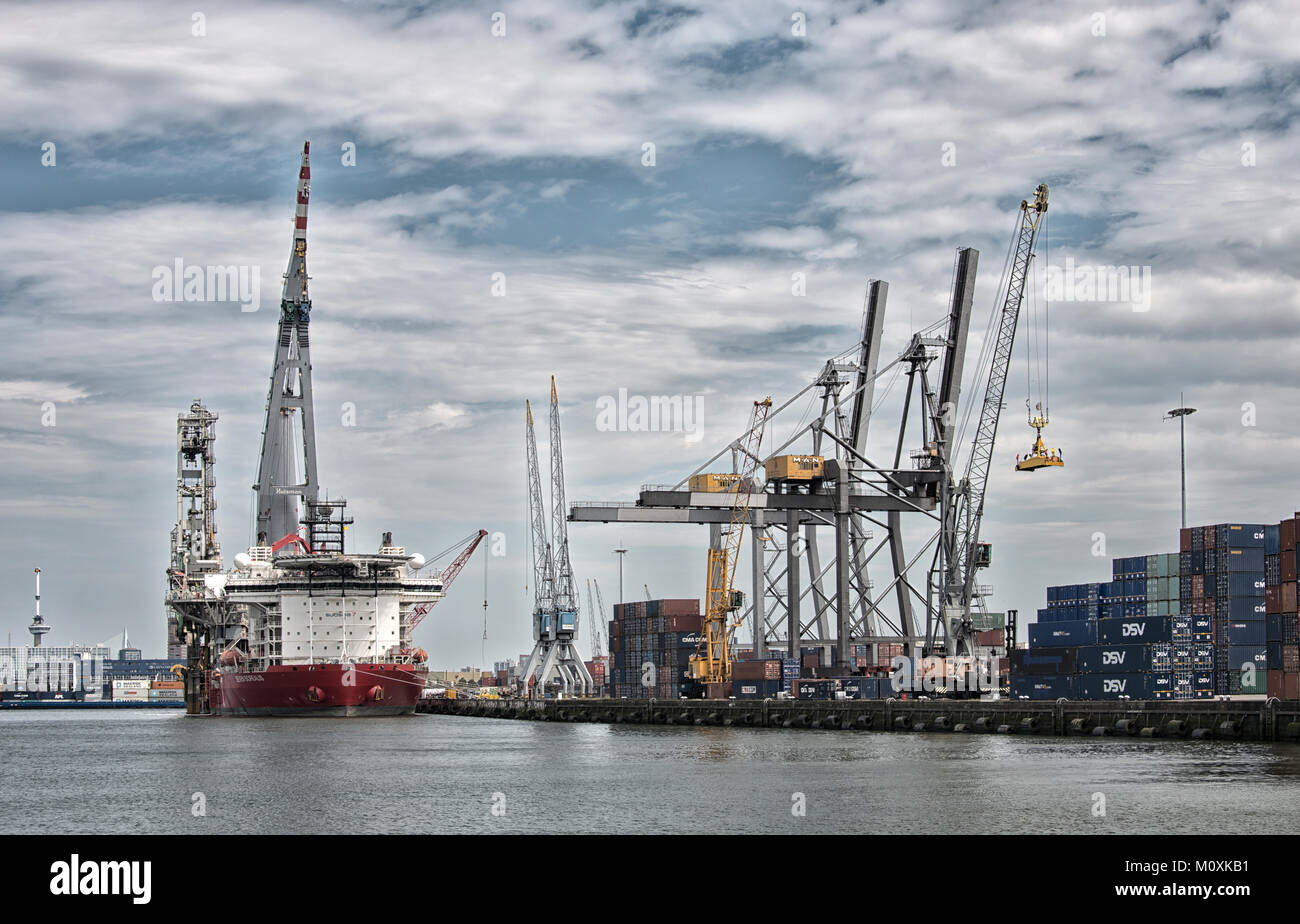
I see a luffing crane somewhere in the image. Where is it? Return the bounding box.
[944,184,1049,654]
[586,578,607,659]
[685,398,772,696]
[519,379,593,696]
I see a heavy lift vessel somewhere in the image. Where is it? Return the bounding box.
[165,142,485,715]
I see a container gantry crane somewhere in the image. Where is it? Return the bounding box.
[943,184,1049,655]
[686,398,772,696]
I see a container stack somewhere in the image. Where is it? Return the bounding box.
[1264,514,1300,699]
[149,680,184,702]
[1180,523,1266,694]
[607,599,702,698]
[1015,551,1206,700]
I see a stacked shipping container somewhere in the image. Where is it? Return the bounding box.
[1263,515,1300,700]
[1016,549,1209,700]
[608,599,702,698]
[1180,523,1267,695]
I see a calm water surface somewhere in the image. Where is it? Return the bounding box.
[3,709,1299,834]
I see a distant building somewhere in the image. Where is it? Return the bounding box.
[166,614,188,662]
[117,628,142,661]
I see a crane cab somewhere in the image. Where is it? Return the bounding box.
[1015,417,1063,472]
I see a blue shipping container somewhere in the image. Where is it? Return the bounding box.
[1220,547,1265,572]
[1225,645,1267,669]
[1076,672,1153,699]
[1224,621,1266,645]
[1223,524,1266,549]
[1029,619,1096,648]
[1097,615,1172,643]
[1010,675,1072,700]
[1075,644,1154,673]
[1221,597,1266,622]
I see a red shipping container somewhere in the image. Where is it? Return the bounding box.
[1191,574,1204,598]
[659,599,701,617]
[1204,527,1216,549]
[1283,582,1298,613]
[1266,587,1282,614]
[1284,555,1298,583]
[1281,518,1297,552]
[1180,528,1193,553]
[1267,670,1299,700]
[975,629,1005,648]
[1284,645,1299,673]
[664,615,703,633]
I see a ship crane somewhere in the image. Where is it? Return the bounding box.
[685,397,772,696]
[944,183,1049,656]
[405,529,489,630]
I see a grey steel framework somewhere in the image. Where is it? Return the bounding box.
[165,400,241,707]
[520,381,594,696]
[571,186,1048,665]
[254,141,320,547]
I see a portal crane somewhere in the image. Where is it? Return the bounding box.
[943,184,1049,655]
[405,529,488,630]
[519,379,593,696]
[687,398,772,695]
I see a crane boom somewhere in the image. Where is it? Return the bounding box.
[406,529,489,629]
[590,578,607,658]
[689,398,772,689]
[549,377,578,629]
[946,185,1048,633]
[525,400,555,626]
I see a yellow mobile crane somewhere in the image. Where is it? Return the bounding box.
[686,398,772,696]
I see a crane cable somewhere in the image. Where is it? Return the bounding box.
[953,207,1022,465]
[1023,209,1051,425]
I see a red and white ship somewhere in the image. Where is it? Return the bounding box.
[165,142,485,716]
[212,521,442,717]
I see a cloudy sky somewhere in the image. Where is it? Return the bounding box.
[1,0,1296,665]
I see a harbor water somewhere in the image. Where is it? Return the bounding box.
[3,709,1299,834]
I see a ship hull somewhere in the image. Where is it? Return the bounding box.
[213,663,426,717]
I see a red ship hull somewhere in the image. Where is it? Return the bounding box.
[212,663,427,717]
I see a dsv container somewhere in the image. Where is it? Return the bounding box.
[1096,616,1172,644]
[1075,644,1154,673]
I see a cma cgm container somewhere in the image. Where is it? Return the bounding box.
[1096,616,1172,644]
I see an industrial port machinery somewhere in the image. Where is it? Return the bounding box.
[521,379,594,697]
[571,185,1051,668]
